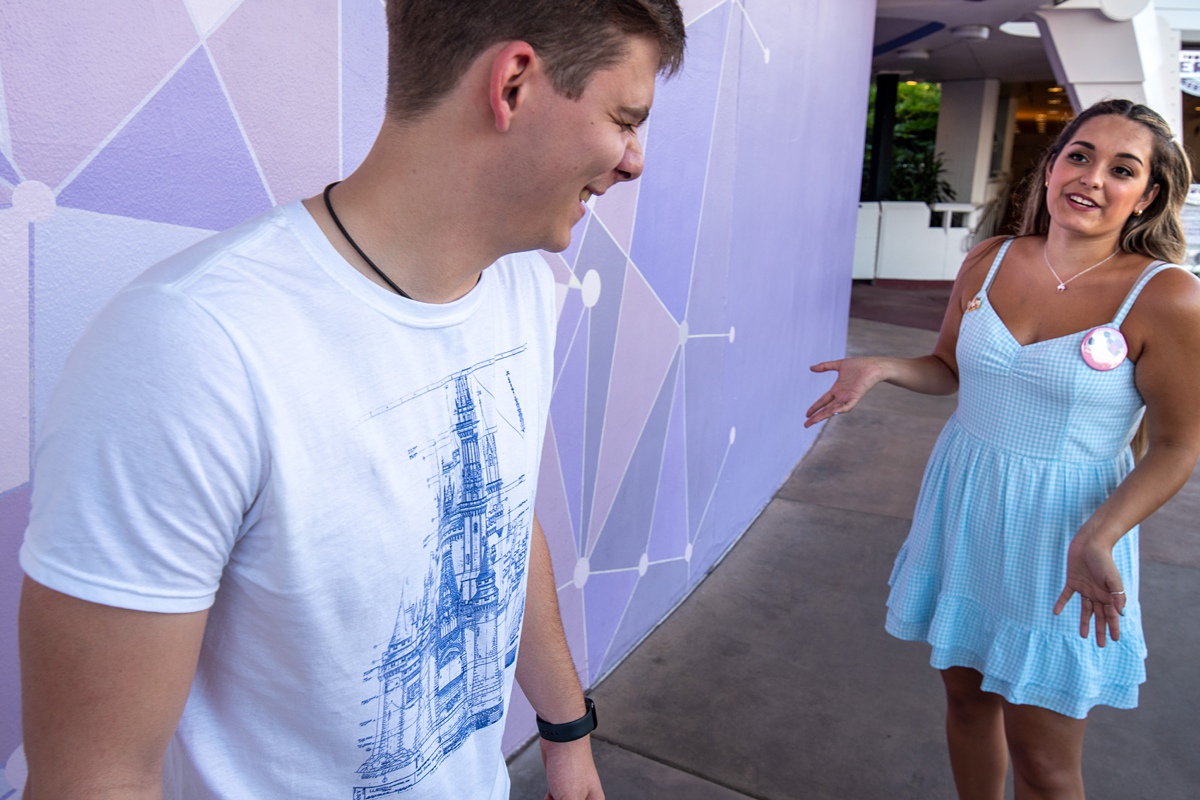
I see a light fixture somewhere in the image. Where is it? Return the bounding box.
[896,48,931,60]
[999,21,1041,38]
[951,25,990,40]
[1048,86,1064,93]
[906,80,919,86]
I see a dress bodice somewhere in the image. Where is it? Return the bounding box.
[954,239,1171,463]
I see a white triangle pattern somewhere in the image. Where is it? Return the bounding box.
[185,0,245,36]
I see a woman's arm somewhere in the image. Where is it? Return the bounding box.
[804,237,1007,428]
[1054,267,1200,645]
[803,354,957,428]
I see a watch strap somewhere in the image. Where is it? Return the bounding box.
[536,697,597,743]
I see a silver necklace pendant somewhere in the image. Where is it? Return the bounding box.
[1044,244,1120,295]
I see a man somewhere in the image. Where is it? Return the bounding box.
[17,2,685,797]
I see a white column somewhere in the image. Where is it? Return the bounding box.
[1036,0,1182,137]
[1156,1,1200,36]
[993,95,1018,179]
[934,79,1000,206]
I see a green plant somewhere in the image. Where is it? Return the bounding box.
[861,81,956,204]
[892,149,956,204]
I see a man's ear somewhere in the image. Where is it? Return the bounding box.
[489,41,538,133]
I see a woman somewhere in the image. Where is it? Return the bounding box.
[806,99,1200,799]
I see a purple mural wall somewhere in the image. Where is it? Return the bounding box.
[0,0,874,790]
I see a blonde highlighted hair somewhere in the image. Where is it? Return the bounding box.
[1017,98,1191,264]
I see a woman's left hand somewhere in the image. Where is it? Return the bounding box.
[1053,533,1126,647]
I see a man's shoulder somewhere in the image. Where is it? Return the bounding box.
[485,252,558,340]
[64,204,322,378]
[130,204,301,295]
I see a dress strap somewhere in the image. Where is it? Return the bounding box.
[1113,261,1179,326]
[980,238,1015,294]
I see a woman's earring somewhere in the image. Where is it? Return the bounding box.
[1133,208,1143,217]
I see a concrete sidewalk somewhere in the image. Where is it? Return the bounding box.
[509,310,1200,799]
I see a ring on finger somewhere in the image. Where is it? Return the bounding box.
[1110,590,1126,596]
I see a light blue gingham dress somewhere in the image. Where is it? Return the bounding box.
[886,238,1175,718]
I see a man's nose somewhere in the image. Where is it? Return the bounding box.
[616,136,645,182]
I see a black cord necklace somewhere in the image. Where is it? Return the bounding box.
[323,181,410,298]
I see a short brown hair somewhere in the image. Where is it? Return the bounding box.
[384,0,686,122]
[1018,98,1191,264]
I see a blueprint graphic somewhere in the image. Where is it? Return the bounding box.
[353,351,532,798]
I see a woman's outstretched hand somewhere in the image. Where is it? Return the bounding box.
[805,358,885,428]
[1053,533,1126,647]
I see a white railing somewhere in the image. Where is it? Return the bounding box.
[854,201,980,281]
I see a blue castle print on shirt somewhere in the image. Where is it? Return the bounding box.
[353,353,532,798]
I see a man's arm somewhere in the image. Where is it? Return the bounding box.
[19,577,208,799]
[514,516,603,800]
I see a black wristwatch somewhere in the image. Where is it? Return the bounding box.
[536,697,597,742]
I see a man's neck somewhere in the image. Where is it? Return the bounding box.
[303,124,506,304]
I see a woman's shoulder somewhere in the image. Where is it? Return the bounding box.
[1124,263,1200,348]
[1134,263,1200,317]
[966,234,1012,261]
[955,235,1030,282]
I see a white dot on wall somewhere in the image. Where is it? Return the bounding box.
[581,269,602,308]
[678,320,689,346]
[11,181,56,224]
[573,557,590,589]
[764,48,771,64]
[728,326,736,343]
[638,552,649,577]
[685,542,694,563]
[5,743,28,793]
[729,426,737,446]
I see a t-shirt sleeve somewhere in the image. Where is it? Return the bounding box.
[20,284,266,613]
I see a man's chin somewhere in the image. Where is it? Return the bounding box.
[540,232,573,254]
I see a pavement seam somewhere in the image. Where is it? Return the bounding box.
[589,735,772,800]
[770,493,916,524]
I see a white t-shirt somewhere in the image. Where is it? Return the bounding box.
[21,202,556,799]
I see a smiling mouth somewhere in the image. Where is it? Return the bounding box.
[1067,193,1099,208]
